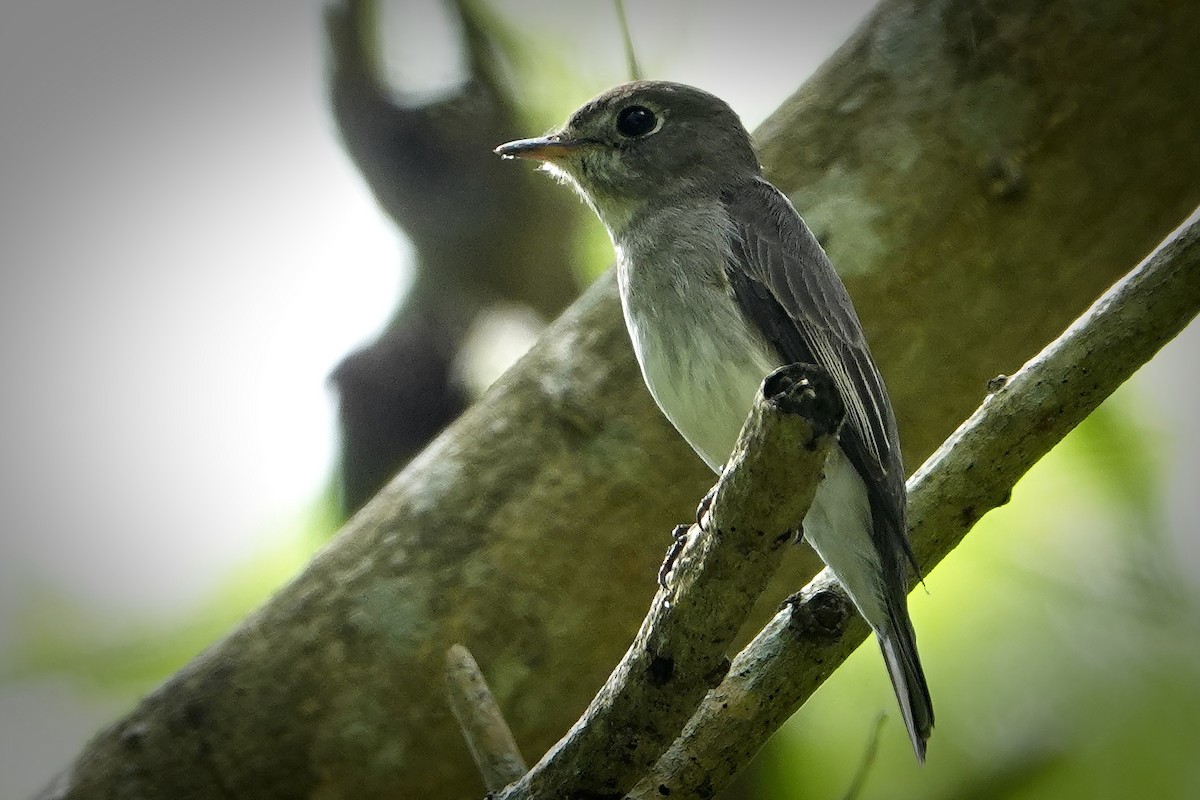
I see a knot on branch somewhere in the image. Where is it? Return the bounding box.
[786,585,852,643]
[646,654,675,687]
[761,363,844,446]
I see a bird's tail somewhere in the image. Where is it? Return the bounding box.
[877,598,934,762]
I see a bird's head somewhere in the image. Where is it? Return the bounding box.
[495,81,760,229]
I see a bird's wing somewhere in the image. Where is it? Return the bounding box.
[721,178,911,565]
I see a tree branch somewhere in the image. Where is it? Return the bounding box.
[630,212,1200,798]
[325,0,582,513]
[446,644,528,792]
[494,364,843,799]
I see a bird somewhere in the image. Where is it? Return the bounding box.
[495,80,933,761]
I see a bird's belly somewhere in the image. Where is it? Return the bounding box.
[623,287,779,472]
[627,286,886,624]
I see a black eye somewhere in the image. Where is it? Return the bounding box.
[616,105,658,138]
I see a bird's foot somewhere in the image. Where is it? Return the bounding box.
[695,465,724,531]
[658,524,691,590]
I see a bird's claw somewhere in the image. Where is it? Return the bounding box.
[658,524,691,589]
[695,468,724,531]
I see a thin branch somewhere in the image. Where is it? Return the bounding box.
[840,714,887,800]
[614,0,642,81]
[630,212,1200,798]
[445,644,528,792]
[494,364,845,799]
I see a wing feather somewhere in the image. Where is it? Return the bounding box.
[720,178,912,568]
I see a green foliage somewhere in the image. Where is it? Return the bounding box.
[3,497,337,698]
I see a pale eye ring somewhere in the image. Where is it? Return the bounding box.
[615,105,660,138]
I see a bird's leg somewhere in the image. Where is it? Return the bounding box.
[695,489,716,530]
[658,524,691,589]
[663,464,728,589]
[694,464,725,531]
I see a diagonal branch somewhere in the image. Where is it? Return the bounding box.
[495,364,844,799]
[446,644,529,792]
[631,211,1200,798]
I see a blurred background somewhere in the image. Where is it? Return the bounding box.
[0,1,1196,798]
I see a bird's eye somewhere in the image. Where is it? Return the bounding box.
[615,105,658,138]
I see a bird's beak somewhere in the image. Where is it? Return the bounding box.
[494,135,583,163]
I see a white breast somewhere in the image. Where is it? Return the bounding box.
[610,198,889,631]
[613,201,779,471]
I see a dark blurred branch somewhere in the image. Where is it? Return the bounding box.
[325,0,580,514]
[493,364,843,800]
[630,213,1200,798]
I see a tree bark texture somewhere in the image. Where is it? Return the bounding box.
[41,1,1200,798]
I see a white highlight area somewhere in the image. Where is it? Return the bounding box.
[0,4,405,619]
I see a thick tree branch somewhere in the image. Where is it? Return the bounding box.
[495,365,843,799]
[39,2,1200,797]
[630,213,1200,798]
